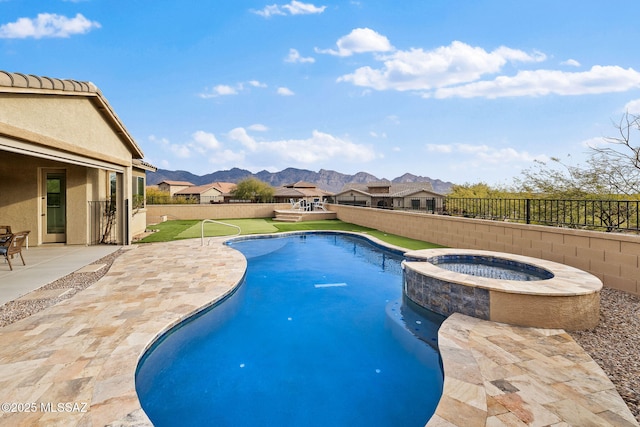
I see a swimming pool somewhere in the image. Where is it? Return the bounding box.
[136,233,443,426]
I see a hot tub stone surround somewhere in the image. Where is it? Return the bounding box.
[403,248,603,331]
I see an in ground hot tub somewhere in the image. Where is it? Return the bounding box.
[402,249,603,330]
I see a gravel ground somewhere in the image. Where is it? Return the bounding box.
[0,253,638,422]
[570,287,640,423]
[0,249,123,327]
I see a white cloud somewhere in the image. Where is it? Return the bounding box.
[426,144,453,153]
[285,48,315,63]
[562,58,581,67]
[369,131,387,138]
[580,136,608,149]
[150,135,192,159]
[432,66,640,99]
[317,28,393,57]
[338,40,544,91]
[427,142,547,166]
[336,35,640,99]
[625,98,640,115]
[228,127,259,151]
[0,13,100,39]
[192,130,221,151]
[252,1,326,18]
[228,128,377,164]
[200,84,238,98]
[209,149,245,165]
[199,81,267,98]
[248,80,267,88]
[283,1,326,15]
[248,123,269,132]
[152,131,225,160]
[277,87,295,96]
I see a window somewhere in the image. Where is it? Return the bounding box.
[132,176,145,209]
[109,172,117,200]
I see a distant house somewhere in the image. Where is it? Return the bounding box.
[174,182,236,204]
[273,181,333,204]
[335,181,445,212]
[157,180,194,196]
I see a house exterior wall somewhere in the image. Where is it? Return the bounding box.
[395,192,445,211]
[0,80,146,246]
[0,95,133,166]
[335,192,370,206]
[131,210,147,237]
[0,151,101,245]
[158,183,191,196]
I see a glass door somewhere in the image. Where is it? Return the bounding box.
[42,171,66,243]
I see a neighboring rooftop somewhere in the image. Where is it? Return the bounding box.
[174,182,236,196]
[338,181,440,196]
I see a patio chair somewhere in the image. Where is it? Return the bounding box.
[300,200,311,211]
[0,225,11,244]
[313,199,328,211]
[290,199,302,211]
[1,230,30,271]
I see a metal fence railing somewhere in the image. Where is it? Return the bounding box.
[443,198,640,232]
[89,199,120,245]
[336,196,640,232]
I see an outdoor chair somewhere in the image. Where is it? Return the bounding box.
[0,225,11,244]
[313,199,328,211]
[1,230,30,271]
[290,199,302,211]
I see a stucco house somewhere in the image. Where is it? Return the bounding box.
[335,181,445,212]
[174,182,236,204]
[273,181,333,204]
[157,180,194,196]
[0,71,155,246]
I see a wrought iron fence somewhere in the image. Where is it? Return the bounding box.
[443,198,640,232]
[89,200,120,245]
[336,196,640,232]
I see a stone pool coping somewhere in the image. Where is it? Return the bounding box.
[0,234,635,426]
[403,248,603,330]
[404,248,603,296]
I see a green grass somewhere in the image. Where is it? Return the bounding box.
[138,218,443,250]
[177,219,278,239]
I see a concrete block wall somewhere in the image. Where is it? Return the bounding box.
[145,203,291,225]
[330,204,640,296]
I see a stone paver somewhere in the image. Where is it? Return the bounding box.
[0,236,636,426]
[428,313,639,427]
[0,238,245,426]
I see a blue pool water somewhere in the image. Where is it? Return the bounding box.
[136,233,444,426]
[429,255,554,281]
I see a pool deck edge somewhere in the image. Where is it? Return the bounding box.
[427,313,638,427]
[0,235,636,426]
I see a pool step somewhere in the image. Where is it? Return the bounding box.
[273,212,303,222]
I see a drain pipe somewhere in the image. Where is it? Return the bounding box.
[201,219,241,246]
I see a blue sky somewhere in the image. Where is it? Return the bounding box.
[2,1,640,185]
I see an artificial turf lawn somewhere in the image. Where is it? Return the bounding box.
[138,218,442,250]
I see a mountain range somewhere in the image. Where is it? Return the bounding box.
[147,167,454,194]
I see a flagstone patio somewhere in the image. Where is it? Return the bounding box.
[0,236,636,426]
